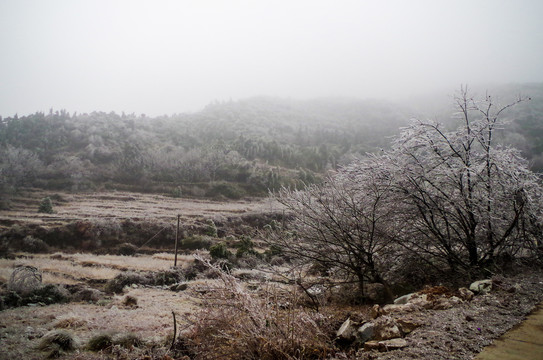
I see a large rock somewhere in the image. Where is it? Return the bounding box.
[357,322,375,344]
[364,338,408,352]
[458,287,474,301]
[8,266,42,295]
[372,316,402,341]
[336,318,358,343]
[469,279,493,294]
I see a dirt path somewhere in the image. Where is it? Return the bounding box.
[475,303,543,360]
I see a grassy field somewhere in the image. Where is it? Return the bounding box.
[0,190,286,359]
[0,252,194,285]
[0,250,201,359]
[0,188,280,225]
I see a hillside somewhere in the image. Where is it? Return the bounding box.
[1,84,542,201]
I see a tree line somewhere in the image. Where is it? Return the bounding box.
[1,86,541,203]
[0,97,411,200]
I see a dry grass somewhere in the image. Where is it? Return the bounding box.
[181,257,332,360]
[0,252,195,285]
[19,257,120,281]
[0,264,14,283]
[52,314,89,329]
[0,189,281,224]
[42,273,81,285]
[69,252,193,271]
[0,287,199,359]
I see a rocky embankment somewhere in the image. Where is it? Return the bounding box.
[335,269,543,359]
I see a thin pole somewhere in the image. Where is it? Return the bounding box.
[169,311,177,351]
[174,214,180,267]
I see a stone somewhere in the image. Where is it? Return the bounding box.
[378,338,408,351]
[363,338,408,352]
[372,316,402,341]
[458,287,474,301]
[394,293,414,305]
[363,340,381,351]
[8,266,42,295]
[357,322,375,344]
[369,304,386,319]
[336,318,358,342]
[469,279,493,294]
[396,319,422,334]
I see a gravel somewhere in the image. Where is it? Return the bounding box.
[355,268,543,360]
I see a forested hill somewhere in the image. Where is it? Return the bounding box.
[0,84,542,200]
[0,97,412,198]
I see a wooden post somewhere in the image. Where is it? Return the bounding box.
[169,311,177,351]
[174,214,180,267]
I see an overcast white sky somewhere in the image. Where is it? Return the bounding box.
[1,0,542,117]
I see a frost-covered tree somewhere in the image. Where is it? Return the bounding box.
[269,88,543,294]
[272,155,401,300]
[0,145,43,189]
[392,88,542,273]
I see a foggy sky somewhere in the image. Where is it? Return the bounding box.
[1,0,542,117]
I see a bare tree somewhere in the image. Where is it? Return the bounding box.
[268,88,543,297]
[391,87,541,274]
[271,155,400,300]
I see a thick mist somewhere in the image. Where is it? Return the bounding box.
[1,0,542,117]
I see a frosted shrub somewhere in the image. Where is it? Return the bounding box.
[182,256,332,359]
[8,265,42,295]
[38,196,54,214]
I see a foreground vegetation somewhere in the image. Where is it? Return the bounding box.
[1,249,542,360]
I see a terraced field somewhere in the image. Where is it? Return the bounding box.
[0,190,285,358]
[0,188,280,226]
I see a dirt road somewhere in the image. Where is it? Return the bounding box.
[475,303,543,360]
